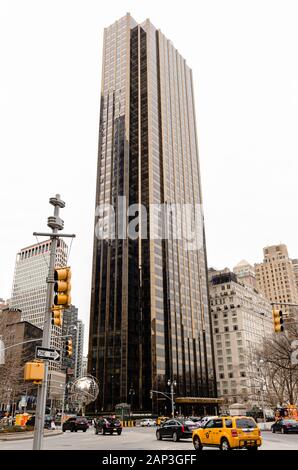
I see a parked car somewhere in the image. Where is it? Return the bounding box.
[271,419,298,434]
[192,416,262,451]
[62,416,89,432]
[156,419,199,442]
[26,415,54,429]
[94,417,122,435]
[196,416,218,428]
[140,418,156,427]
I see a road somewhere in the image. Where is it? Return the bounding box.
[0,427,297,450]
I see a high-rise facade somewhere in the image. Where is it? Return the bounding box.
[208,269,272,406]
[255,244,298,314]
[233,260,256,289]
[88,14,216,412]
[75,320,84,378]
[10,239,68,364]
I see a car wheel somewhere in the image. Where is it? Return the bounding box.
[74,429,77,432]
[220,438,231,451]
[110,430,113,435]
[156,431,162,441]
[193,436,202,451]
[101,428,105,435]
[117,430,122,435]
[95,429,98,435]
[247,446,258,451]
[173,432,179,442]
[272,428,275,433]
[281,427,287,434]
[70,428,74,432]
[83,429,86,432]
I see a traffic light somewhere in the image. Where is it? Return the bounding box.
[51,305,63,327]
[272,309,284,333]
[54,267,71,307]
[65,338,73,357]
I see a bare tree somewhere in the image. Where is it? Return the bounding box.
[251,328,298,408]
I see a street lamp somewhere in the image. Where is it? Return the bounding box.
[128,385,135,413]
[167,379,177,418]
[252,359,266,425]
[60,382,73,428]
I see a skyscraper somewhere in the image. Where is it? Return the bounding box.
[88,14,216,413]
[10,238,68,366]
[255,244,298,314]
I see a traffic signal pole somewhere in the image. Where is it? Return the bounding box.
[32,195,75,450]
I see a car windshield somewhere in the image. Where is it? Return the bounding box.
[183,420,197,425]
[236,418,256,428]
[283,420,297,424]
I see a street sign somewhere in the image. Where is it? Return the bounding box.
[35,346,61,362]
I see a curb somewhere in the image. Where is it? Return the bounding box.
[0,430,63,441]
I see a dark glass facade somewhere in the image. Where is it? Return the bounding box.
[88,14,216,413]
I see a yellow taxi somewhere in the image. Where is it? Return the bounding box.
[192,416,262,451]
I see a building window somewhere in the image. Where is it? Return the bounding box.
[233,325,238,331]
[228,372,233,378]
[214,328,219,334]
[224,327,229,332]
[240,372,246,378]
[219,373,225,379]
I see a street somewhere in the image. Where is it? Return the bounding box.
[0,427,297,450]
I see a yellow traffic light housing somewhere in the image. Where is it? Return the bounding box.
[272,309,284,333]
[54,267,71,307]
[24,361,45,384]
[65,338,73,357]
[51,305,63,327]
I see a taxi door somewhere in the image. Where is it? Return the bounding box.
[201,419,216,445]
[209,418,224,445]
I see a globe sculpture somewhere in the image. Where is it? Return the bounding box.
[69,375,99,414]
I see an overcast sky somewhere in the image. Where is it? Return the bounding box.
[1,0,298,354]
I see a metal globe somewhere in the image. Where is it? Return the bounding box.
[70,375,99,406]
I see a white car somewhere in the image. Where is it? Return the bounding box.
[197,416,218,427]
[140,418,156,427]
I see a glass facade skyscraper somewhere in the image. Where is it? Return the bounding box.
[88,14,216,413]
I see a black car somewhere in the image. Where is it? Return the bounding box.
[94,417,122,435]
[156,419,199,442]
[26,415,53,429]
[62,417,89,432]
[271,419,298,434]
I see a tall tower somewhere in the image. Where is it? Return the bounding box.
[255,244,298,313]
[88,14,216,412]
[10,238,68,361]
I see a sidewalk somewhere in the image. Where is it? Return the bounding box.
[0,429,63,441]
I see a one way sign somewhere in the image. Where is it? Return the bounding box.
[35,347,61,362]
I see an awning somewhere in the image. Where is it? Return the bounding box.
[175,397,224,404]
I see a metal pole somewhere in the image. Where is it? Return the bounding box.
[32,195,60,450]
[171,384,174,418]
[258,366,266,425]
[61,387,65,429]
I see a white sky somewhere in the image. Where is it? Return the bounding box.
[1,0,298,355]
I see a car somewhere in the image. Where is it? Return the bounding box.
[192,416,262,451]
[271,419,298,434]
[140,418,156,427]
[94,416,122,435]
[189,417,202,423]
[62,416,89,432]
[25,415,54,429]
[156,418,200,442]
[196,416,218,428]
